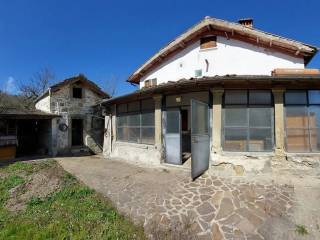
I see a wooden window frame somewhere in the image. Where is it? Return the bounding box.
[284,90,320,152]
[73,87,83,99]
[200,36,217,49]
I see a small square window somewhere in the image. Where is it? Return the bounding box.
[73,87,82,99]
[200,36,217,49]
[151,78,157,86]
[145,80,151,88]
[195,69,202,77]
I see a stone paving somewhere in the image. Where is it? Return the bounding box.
[58,156,313,240]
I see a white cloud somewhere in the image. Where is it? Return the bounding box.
[3,76,18,94]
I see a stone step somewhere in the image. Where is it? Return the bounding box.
[70,147,92,156]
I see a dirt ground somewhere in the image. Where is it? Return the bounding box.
[4,160,65,212]
[58,155,320,240]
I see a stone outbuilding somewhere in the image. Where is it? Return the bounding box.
[17,74,109,157]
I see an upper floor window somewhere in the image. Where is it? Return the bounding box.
[144,78,157,88]
[73,87,82,99]
[200,36,217,49]
[285,90,320,152]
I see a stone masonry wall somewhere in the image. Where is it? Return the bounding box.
[48,83,104,155]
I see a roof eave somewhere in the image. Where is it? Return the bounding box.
[127,17,318,84]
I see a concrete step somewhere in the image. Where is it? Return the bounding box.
[71,146,92,156]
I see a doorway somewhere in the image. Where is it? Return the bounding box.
[71,119,83,146]
[163,97,210,179]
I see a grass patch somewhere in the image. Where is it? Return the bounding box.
[0,160,145,239]
[295,224,309,236]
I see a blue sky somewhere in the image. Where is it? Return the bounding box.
[0,0,319,96]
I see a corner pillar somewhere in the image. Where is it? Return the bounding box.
[211,89,224,155]
[153,95,163,148]
[103,107,113,157]
[272,88,286,156]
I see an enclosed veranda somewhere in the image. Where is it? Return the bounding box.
[102,75,320,179]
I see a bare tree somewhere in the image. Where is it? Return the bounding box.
[103,75,119,97]
[19,67,55,100]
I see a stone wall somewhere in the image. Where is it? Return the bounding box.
[36,82,105,156]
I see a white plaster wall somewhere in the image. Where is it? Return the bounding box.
[35,96,51,113]
[140,37,304,88]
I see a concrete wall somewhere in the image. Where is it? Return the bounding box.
[110,142,161,166]
[140,37,304,88]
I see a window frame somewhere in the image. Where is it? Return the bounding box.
[200,36,217,50]
[284,90,320,152]
[72,87,83,99]
[116,99,155,145]
[222,90,274,152]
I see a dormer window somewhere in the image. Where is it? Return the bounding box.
[73,87,82,99]
[200,36,217,49]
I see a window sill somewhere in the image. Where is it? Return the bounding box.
[221,151,274,157]
[114,141,155,149]
[286,152,320,156]
[199,47,217,52]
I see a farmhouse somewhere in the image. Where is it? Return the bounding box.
[0,74,108,160]
[101,17,320,179]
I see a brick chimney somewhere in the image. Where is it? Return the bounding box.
[238,18,253,28]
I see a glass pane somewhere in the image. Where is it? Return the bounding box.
[249,91,271,105]
[249,128,273,151]
[192,101,208,135]
[117,127,128,141]
[224,107,247,127]
[286,129,309,152]
[117,115,127,127]
[141,127,155,144]
[225,90,247,104]
[308,90,320,104]
[249,107,272,127]
[285,91,307,105]
[0,120,7,136]
[128,127,140,143]
[128,101,140,112]
[310,129,320,152]
[309,106,320,128]
[117,104,127,113]
[166,110,180,133]
[128,114,140,127]
[141,99,155,111]
[141,112,154,126]
[286,106,308,128]
[224,128,247,151]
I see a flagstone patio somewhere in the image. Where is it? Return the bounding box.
[58,156,320,240]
